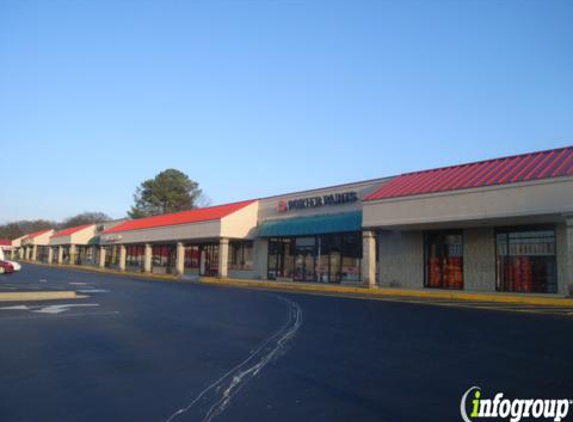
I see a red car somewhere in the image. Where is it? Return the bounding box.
[0,261,14,274]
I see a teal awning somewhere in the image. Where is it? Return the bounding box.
[257,211,362,237]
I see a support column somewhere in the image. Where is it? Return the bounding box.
[19,248,24,260]
[47,247,54,264]
[31,245,38,261]
[119,245,127,271]
[25,247,30,261]
[69,244,76,265]
[218,238,229,279]
[98,246,106,268]
[362,230,377,288]
[144,243,152,273]
[176,242,185,276]
[566,218,573,296]
[57,246,64,264]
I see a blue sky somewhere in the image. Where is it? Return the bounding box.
[0,0,571,224]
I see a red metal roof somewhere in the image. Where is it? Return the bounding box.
[104,200,256,234]
[51,224,94,239]
[24,229,53,240]
[0,239,11,246]
[365,146,573,201]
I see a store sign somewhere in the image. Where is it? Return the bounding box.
[104,234,123,242]
[277,192,358,212]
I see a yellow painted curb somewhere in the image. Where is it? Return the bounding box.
[200,277,573,307]
[0,291,78,302]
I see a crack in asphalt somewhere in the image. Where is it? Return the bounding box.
[164,294,303,422]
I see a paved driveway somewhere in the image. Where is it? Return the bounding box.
[0,265,572,422]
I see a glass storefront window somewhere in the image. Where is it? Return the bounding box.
[105,245,120,268]
[267,232,362,284]
[152,245,175,273]
[184,245,200,268]
[229,241,254,271]
[76,246,88,265]
[496,227,557,293]
[126,245,145,270]
[424,231,464,289]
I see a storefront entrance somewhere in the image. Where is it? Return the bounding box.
[200,244,219,277]
[293,237,315,282]
[267,233,362,283]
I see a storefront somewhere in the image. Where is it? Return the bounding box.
[363,146,573,295]
[48,224,97,266]
[265,233,362,283]
[21,229,54,262]
[15,146,572,296]
[256,177,389,284]
[100,200,260,277]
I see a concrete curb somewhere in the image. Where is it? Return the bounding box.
[0,291,78,302]
[200,277,573,307]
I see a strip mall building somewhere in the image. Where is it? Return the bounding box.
[12,146,573,295]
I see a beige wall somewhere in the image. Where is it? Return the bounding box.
[463,228,496,291]
[364,177,573,229]
[49,225,97,246]
[11,235,27,248]
[378,231,424,288]
[22,230,54,247]
[220,201,259,239]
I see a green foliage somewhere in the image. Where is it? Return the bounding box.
[128,169,206,219]
[0,220,56,240]
[60,212,111,229]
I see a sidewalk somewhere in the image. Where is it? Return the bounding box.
[200,277,573,307]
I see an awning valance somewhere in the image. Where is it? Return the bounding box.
[257,211,362,237]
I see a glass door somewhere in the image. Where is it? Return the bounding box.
[200,244,219,277]
[293,237,316,282]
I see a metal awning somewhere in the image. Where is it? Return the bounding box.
[257,211,362,237]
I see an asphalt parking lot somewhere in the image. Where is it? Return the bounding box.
[1,265,572,422]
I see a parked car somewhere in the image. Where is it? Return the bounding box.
[0,249,20,271]
[0,261,15,274]
[3,260,21,271]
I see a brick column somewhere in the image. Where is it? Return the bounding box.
[118,245,126,271]
[47,247,54,264]
[31,245,38,261]
[25,247,30,261]
[144,244,152,273]
[176,242,185,276]
[362,230,377,288]
[58,246,64,264]
[98,246,106,268]
[218,238,229,279]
